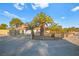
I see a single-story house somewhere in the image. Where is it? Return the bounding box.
[16,24,29,34]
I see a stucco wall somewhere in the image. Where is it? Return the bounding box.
[0,30,9,36]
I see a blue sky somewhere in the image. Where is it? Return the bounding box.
[0,3,79,28]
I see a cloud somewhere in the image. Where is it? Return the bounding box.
[3,11,20,18]
[2,10,25,20]
[71,6,79,12]
[61,16,65,19]
[14,3,25,10]
[32,3,49,10]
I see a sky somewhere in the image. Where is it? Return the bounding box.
[0,3,79,28]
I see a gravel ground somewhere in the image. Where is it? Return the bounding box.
[0,36,79,56]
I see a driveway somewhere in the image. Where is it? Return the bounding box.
[0,36,79,56]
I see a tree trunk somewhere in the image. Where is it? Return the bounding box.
[40,24,44,36]
[31,27,34,39]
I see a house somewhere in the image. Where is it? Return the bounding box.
[34,27,40,32]
[16,24,29,34]
[34,27,40,36]
[16,24,28,30]
[33,26,52,36]
[44,28,51,36]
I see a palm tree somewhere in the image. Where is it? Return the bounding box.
[28,22,35,39]
[9,18,24,35]
[32,12,53,36]
[50,24,63,37]
[50,24,62,32]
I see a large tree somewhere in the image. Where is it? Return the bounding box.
[0,23,8,29]
[9,18,23,28]
[32,12,53,36]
